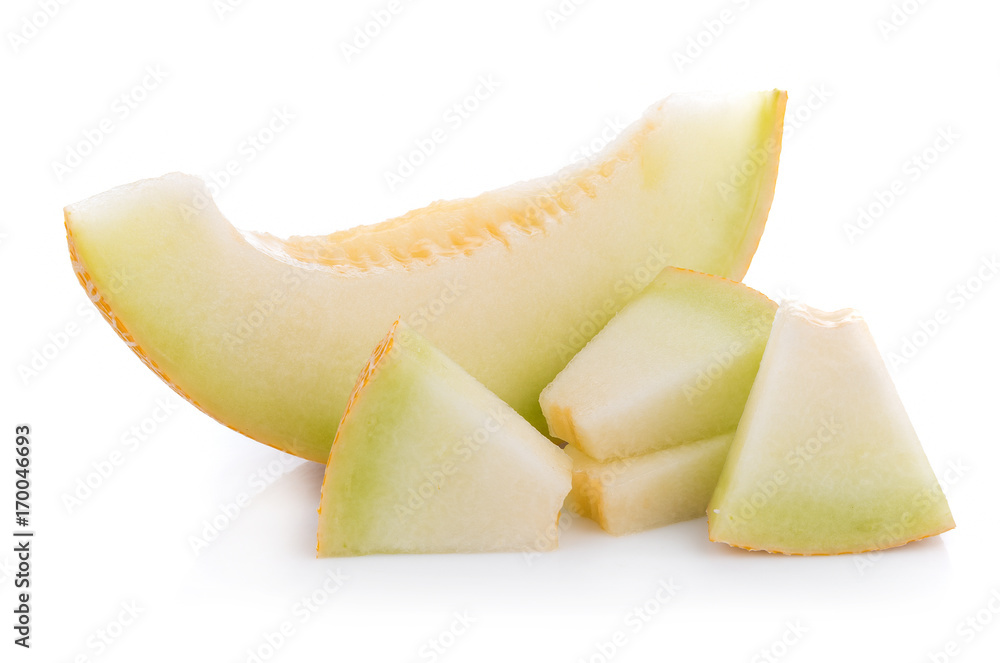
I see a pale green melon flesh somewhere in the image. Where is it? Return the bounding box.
[540,267,776,461]
[65,91,785,462]
[707,303,955,555]
[317,322,571,556]
[565,432,734,536]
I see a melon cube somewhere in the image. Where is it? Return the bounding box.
[541,267,776,461]
[565,433,735,536]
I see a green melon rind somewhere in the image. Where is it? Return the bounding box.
[540,267,776,461]
[707,303,955,555]
[318,321,571,556]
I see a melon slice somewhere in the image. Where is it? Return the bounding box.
[707,302,955,555]
[317,321,571,556]
[540,267,777,461]
[65,90,786,462]
[565,432,735,536]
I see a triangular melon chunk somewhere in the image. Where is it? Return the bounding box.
[565,432,735,536]
[318,321,571,556]
[540,267,777,461]
[707,302,955,555]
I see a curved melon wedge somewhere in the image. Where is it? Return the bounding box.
[707,303,955,555]
[541,267,776,461]
[317,321,571,556]
[65,90,786,462]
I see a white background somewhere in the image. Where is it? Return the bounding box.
[2,0,999,661]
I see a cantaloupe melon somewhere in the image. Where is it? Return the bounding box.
[707,302,955,555]
[540,267,776,461]
[317,321,571,556]
[65,91,786,462]
[565,432,735,536]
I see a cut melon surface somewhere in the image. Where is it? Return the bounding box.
[317,321,570,556]
[540,267,776,461]
[707,302,955,555]
[565,432,735,536]
[65,90,786,462]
